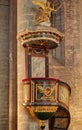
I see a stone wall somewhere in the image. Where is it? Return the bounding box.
[0,0,81,130]
[50,0,82,130]
[69,0,82,129]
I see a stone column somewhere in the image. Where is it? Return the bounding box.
[0,0,9,130]
[9,0,17,130]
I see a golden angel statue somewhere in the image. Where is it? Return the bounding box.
[32,0,63,25]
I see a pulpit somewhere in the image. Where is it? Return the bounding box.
[18,1,71,129]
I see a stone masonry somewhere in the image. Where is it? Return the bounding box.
[50,0,82,130]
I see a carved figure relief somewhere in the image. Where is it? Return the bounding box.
[32,0,63,26]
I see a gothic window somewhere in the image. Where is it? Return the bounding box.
[50,0,65,65]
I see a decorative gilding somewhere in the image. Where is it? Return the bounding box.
[17,26,64,49]
[32,0,64,25]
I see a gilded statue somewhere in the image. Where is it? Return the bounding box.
[32,0,63,25]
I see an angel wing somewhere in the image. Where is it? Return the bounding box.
[32,0,49,10]
[32,0,45,9]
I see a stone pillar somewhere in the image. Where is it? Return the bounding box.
[0,0,9,130]
[9,0,17,130]
[17,0,39,130]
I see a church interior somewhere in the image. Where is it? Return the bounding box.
[0,0,82,130]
